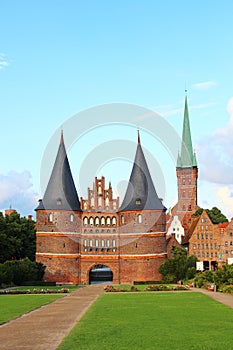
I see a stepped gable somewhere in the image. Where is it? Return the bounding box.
[36,131,81,211]
[119,131,166,212]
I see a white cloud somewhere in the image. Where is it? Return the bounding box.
[0,170,38,216]
[216,186,233,219]
[192,81,217,90]
[197,97,233,184]
[0,53,9,70]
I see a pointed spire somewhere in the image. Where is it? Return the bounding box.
[36,132,81,211]
[119,133,166,211]
[177,94,197,168]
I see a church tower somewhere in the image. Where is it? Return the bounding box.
[35,131,82,283]
[176,95,198,226]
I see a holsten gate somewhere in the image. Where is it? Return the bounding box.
[35,129,171,284]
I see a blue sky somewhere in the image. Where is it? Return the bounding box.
[1,0,233,218]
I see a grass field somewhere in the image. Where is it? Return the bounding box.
[58,292,233,350]
[0,294,64,325]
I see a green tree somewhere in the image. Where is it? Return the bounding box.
[0,211,36,263]
[159,246,197,282]
[192,206,228,224]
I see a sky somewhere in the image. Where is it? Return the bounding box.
[1,0,233,219]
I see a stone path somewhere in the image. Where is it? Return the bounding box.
[0,285,233,350]
[193,287,233,309]
[0,284,105,350]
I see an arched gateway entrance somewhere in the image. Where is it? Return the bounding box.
[89,265,113,284]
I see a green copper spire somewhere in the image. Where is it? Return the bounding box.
[177,95,197,168]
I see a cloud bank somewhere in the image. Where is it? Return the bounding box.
[0,170,38,216]
[192,81,217,90]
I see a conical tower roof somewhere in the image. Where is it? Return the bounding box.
[119,132,166,212]
[36,131,81,211]
[177,95,197,168]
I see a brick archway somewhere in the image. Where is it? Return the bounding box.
[88,264,113,284]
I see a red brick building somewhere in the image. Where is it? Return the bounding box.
[36,131,167,284]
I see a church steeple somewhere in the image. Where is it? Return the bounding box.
[36,131,81,211]
[119,132,166,211]
[177,95,197,168]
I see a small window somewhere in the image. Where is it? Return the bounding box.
[89,240,93,247]
[57,198,62,206]
[225,241,228,246]
[95,217,100,226]
[206,225,209,231]
[230,232,233,237]
[210,234,213,239]
[136,198,141,205]
[112,216,116,226]
[137,214,142,224]
[121,215,125,225]
[101,217,105,226]
[106,217,111,226]
[206,234,208,239]
[84,239,87,247]
[89,217,94,226]
[70,214,74,223]
[101,239,105,247]
[83,217,88,226]
[193,244,196,249]
[95,240,99,247]
[113,239,116,247]
[48,213,53,222]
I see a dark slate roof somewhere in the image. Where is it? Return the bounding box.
[119,133,166,212]
[35,132,81,211]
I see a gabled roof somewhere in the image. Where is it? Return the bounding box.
[177,95,197,168]
[36,131,81,211]
[119,132,166,212]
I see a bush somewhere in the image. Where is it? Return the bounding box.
[0,258,45,287]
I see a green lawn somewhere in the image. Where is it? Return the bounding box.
[58,292,233,350]
[0,294,64,325]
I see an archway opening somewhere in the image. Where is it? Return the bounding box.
[89,264,113,284]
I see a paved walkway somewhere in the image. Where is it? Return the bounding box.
[193,287,233,309]
[0,284,105,350]
[0,285,233,350]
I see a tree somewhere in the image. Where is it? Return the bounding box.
[159,246,197,282]
[192,207,228,224]
[0,211,36,263]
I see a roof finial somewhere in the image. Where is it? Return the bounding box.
[137,128,141,144]
[60,128,64,143]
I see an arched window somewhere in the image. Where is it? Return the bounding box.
[137,214,142,224]
[101,217,105,225]
[84,239,87,247]
[106,217,111,226]
[70,214,74,223]
[107,239,110,247]
[48,213,53,222]
[113,239,116,247]
[98,196,102,207]
[89,217,94,226]
[101,239,105,247]
[57,198,62,206]
[105,197,109,207]
[95,239,99,247]
[95,217,100,226]
[83,217,88,226]
[112,216,116,225]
